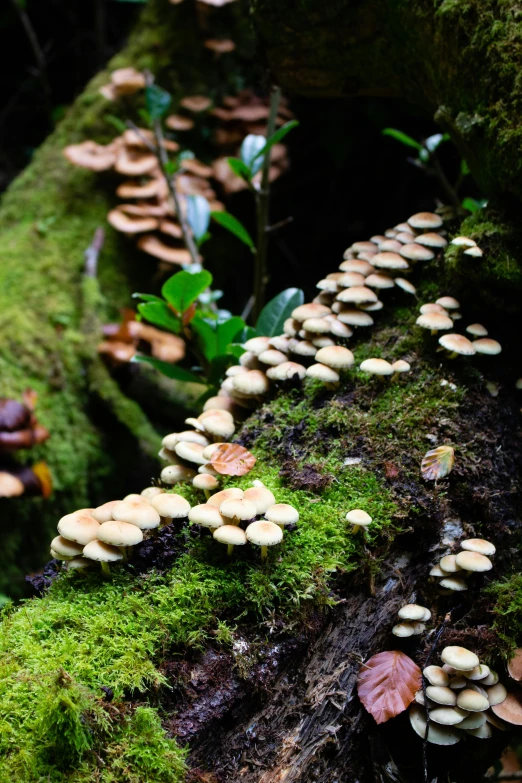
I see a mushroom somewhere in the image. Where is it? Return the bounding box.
[398,604,429,621]
[441,646,479,671]
[213,524,247,557]
[395,277,416,295]
[472,338,502,355]
[491,689,522,725]
[220,498,256,526]
[161,464,198,484]
[339,259,373,276]
[457,689,489,712]
[306,363,340,385]
[174,441,208,465]
[245,519,283,560]
[409,705,461,745]
[232,370,270,397]
[454,551,493,572]
[91,500,121,523]
[63,140,116,171]
[258,349,289,367]
[391,360,411,379]
[337,309,374,327]
[111,499,161,531]
[243,485,276,514]
[439,555,462,573]
[392,623,415,637]
[166,114,195,131]
[438,333,476,358]
[197,409,235,440]
[188,503,225,531]
[97,520,143,559]
[336,286,378,305]
[137,235,192,265]
[359,358,394,379]
[451,236,476,248]
[291,303,331,322]
[57,511,100,546]
[180,95,212,112]
[415,232,447,249]
[464,246,484,257]
[345,508,372,533]
[192,473,219,499]
[424,665,450,687]
[83,540,123,575]
[439,577,468,592]
[365,273,395,290]
[150,493,191,526]
[163,431,210,449]
[67,556,93,571]
[50,535,84,561]
[429,706,469,725]
[141,487,164,501]
[204,38,236,53]
[466,323,488,337]
[208,487,244,509]
[265,503,299,529]
[426,686,457,706]
[407,212,443,231]
[400,243,435,262]
[315,345,354,372]
[436,296,460,310]
[416,312,453,334]
[419,303,448,315]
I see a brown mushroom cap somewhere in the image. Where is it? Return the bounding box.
[416,313,453,331]
[415,232,447,248]
[204,38,236,53]
[439,333,476,355]
[110,67,145,94]
[63,140,116,171]
[137,235,192,265]
[107,209,158,234]
[491,688,522,725]
[407,212,443,230]
[472,338,502,355]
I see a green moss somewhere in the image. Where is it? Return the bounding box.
[487,574,522,656]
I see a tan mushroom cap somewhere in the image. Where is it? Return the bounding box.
[151,493,190,519]
[420,303,448,315]
[466,323,488,337]
[430,706,469,725]
[400,243,435,262]
[198,411,235,439]
[416,312,453,331]
[464,246,484,257]
[266,361,307,381]
[265,503,299,526]
[244,336,272,355]
[202,442,228,461]
[141,487,164,500]
[339,259,373,275]
[424,665,449,687]
[458,712,486,729]
[213,525,247,546]
[360,358,394,376]
[337,272,366,288]
[314,345,354,369]
[301,317,331,335]
[163,431,209,450]
[204,38,237,53]
[243,486,277,514]
[392,623,415,637]
[180,95,212,112]
[220,498,257,521]
[398,604,428,621]
[50,536,84,559]
[232,370,270,396]
[110,67,145,94]
[372,251,410,271]
[415,232,447,248]
[425,685,457,706]
[166,114,195,131]
[290,339,318,357]
[395,277,416,295]
[455,550,492,572]
[491,689,522,725]
[175,441,207,465]
[365,273,395,289]
[439,333,476,355]
[292,303,331,322]
[193,474,219,491]
[258,349,289,367]
[336,286,377,304]
[346,509,372,527]
[472,338,502,355]
[189,504,225,529]
[408,212,443,230]
[208,487,244,509]
[441,646,479,671]
[161,464,197,484]
[58,512,101,546]
[311,336,335,349]
[378,238,403,252]
[451,236,476,248]
[487,683,507,706]
[108,208,159,234]
[439,555,461,573]
[63,140,116,171]
[351,240,378,254]
[98,520,143,547]
[337,309,374,327]
[67,556,93,570]
[92,500,121,524]
[83,540,123,563]
[306,364,340,383]
[440,577,468,591]
[457,689,489,712]
[111,499,161,530]
[329,319,353,338]
[409,705,461,744]
[137,235,192,265]
[436,296,460,310]
[508,649,522,681]
[245,519,283,546]
[391,359,411,373]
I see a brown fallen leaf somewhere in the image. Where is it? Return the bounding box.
[210,443,256,476]
[357,650,421,724]
[421,444,455,481]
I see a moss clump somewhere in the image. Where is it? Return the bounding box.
[487,574,522,656]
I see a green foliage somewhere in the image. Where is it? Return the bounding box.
[255,287,304,337]
[131,355,202,384]
[186,195,211,243]
[240,134,266,176]
[382,128,422,151]
[461,196,488,213]
[211,210,255,250]
[161,269,212,315]
[227,157,251,182]
[136,301,182,333]
[145,84,172,121]
[192,315,246,361]
[252,120,299,161]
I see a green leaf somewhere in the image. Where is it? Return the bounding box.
[145,84,172,121]
[461,196,488,213]
[424,133,448,153]
[255,287,304,337]
[132,355,202,384]
[132,292,164,303]
[186,195,211,241]
[240,135,266,175]
[227,344,247,358]
[382,128,423,151]
[227,157,252,182]
[252,120,299,163]
[191,315,246,361]
[233,325,257,344]
[191,317,218,361]
[208,354,233,386]
[211,211,255,250]
[164,160,178,176]
[162,269,212,314]
[460,159,471,176]
[216,316,246,355]
[137,301,182,333]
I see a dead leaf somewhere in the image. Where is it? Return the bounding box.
[357,650,421,724]
[32,461,53,499]
[421,445,455,481]
[210,443,256,476]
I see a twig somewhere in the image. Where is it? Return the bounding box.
[266,215,294,233]
[126,120,157,153]
[84,228,105,278]
[144,74,200,267]
[241,294,255,322]
[253,84,281,322]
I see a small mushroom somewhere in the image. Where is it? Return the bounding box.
[245,519,283,560]
[151,493,191,526]
[391,359,411,380]
[192,473,219,499]
[407,212,443,231]
[213,524,247,557]
[398,604,428,621]
[426,686,457,706]
[395,277,416,295]
[409,705,461,745]
[455,550,492,573]
[50,535,84,560]
[220,498,257,526]
[141,487,164,501]
[83,540,123,575]
[345,508,372,533]
[265,503,299,529]
[57,511,100,546]
[441,646,479,671]
[466,323,488,337]
[188,503,225,531]
[207,487,244,509]
[472,338,502,355]
[266,361,306,381]
[243,485,276,514]
[97,520,143,560]
[457,689,489,712]
[359,358,394,379]
[438,333,476,358]
[460,538,495,556]
[423,665,449,687]
[306,363,340,385]
[416,312,453,334]
[112,499,161,531]
[161,464,198,484]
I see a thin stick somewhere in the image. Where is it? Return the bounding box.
[253,85,281,322]
[84,228,105,278]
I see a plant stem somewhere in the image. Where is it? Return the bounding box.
[253,85,281,323]
[427,148,461,209]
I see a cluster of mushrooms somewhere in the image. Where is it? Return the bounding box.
[416,294,502,359]
[409,644,515,744]
[189,483,298,559]
[0,394,51,499]
[392,603,431,638]
[99,310,186,366]
[429,538,495,593]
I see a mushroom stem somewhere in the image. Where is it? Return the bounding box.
[260,544,268,560]
[160,515,173,528]
[227,544,234,557]
[204,490,211,501]
[119,546,128,562]
[448,351,458,359]
[100,561,111,576]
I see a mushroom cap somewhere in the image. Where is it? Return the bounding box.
[439,333,476,355]
[137,235,192,265]
[163,430,209,449]
[50,535,84,559]
[419,303,448,315]
[439,554,461,573]
[346,509,372,527]
[483,670,500,686]
[266,361,307,381]
[426,686,457,706]
[329,319,353,338]
[392,623,415,637]
[174,441,208,465]
[213,525,247,546]
[208,487,244,509]
[311,336,336,349]
[395,277,416,295]
[244,336,272,355]
[243,486,277,514]
[379,238,404,251]
[232,370,270,396]
[472,338,502,355]
[337,309,374,327]
[409,705,460,744]
[436,296,460,310]
[193,474,219,491]
[112,499,161,530]
[198,411,235,439]
[466,323,488,337]
[415,232,447,248]
[258,349,289,367]
[351,241,378,254]
[67,556,93,570]
[339,259,373,275]
[423,666,449,687]
[98,520,143,547]
[391,360,411,373]
[457,689,489,712]
[487,682,507,706]
[455,550,492,572]
[57,512,101,546]
[365,273,395,289]
[398,604,428,621]
[461,538,496,556]
[491,689,522,725]
[202,442,227,461]
[508,649,522,681]
[289,339,319,357]
[416,313,453,331]
[429,706,469,725]
[83,540,123,563]
[265,503,299,526]
[141,487,164,500]
[151,493,191,519]
[464,246,484,257]
[306,364,340,383]
[359,358,394,376]
[315,345,355,369]
[336,286,377,304]
[107,208,158,234]
[407,212,443,230]
[302,317,332,334]
[180,95,212,112]
[161,464,197,484]
[429,565,447,577]
[269,335,291,352]
[400,243,435,262]
[166,114,195,131]
[451,236,476,247]
[220,498,257,521]
[440,577,468,591]
[337,272,366,288]
[292,303,331,322]
[189,503,225,529]
[359,300,384,312]
[91,501,122,524]
[371,252,409,271]
[63,140,116,171]
[457,712,486,729]
[441,646,479,671]
[245,520,283,546]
